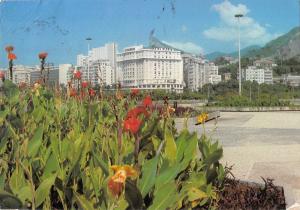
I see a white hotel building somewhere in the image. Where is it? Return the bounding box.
[117,45,184,92]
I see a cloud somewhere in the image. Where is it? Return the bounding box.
[181,25,187,33]
[203,0,280,46]
[163,41,204,54]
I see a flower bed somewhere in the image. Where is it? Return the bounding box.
[0,81,225,209]
[0,80,286,209]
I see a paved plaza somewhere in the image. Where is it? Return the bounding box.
[175,112,300,209]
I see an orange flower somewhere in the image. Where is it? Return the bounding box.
[123,117,141,134]
[88,88,96,97]
[143,95,152,107]
[8,53,17,60]
[73,70,81,80]
[81,81,88,88]
[131,88,139,96]
[69,88,77,97]
[126,106,149,119]
[108,165,138,197]
[5,45,14,53]
[38,52,48,59]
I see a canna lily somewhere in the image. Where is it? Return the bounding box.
[32,82,41,96]
[81,81,88,88]
[73,70,81,80]
[108,165,138,197]
[5,45,14,53]
[123,117,141,134]
[88,88,96,97]
[131,88,139,96]
[197,112,208,124]
[69,88,77,97]
[126,106,149,119]
[38,52,48,60]
[143,95,152,107]
[8,53,17,60]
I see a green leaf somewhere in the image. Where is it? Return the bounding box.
[74,192,95,210]
[35,174,57,207]
[164,128,177,163]
[28,126,43,158]
[0,109,9,124]
[9,165,26,195]
[148,182,177,210]
[138,156,158,197]
[187,187,207,202]
[15,185,32,204]
[125,179,143,210]
[93,151,109,176]
[42,153,60,179]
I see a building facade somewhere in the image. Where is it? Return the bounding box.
[183,54,221,91]
[245,66,273,84]
[59,64,73,85]
[117,45,184,92]
[76,43,117,85]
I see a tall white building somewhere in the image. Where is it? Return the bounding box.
[183,54,221,91]
[76,43,117,85]
[59,64,73,85]
[245,66,273,84]
[117,45,184,92]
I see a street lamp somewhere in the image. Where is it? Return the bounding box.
[86,37,92,82]
[235,13,243,96]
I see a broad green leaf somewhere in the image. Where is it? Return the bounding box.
[9,165,26,195]
[15,185,32,204]
[28,126,43,158]
[0,109,9,124]
[42,153,60,179]
[148,182,177,210]
[74,192,95,210]
[138,156,158,197]
[164,128,177,163]
[93,151,109,176]
[35,174,57,207]
[155,164,180,187]
[187,187,207,202]
[125,179,143,210]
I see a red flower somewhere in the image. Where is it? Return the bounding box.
[126,106,149,119]
[89,88,96,97]
[8,53,17,60]
[143,95,152,107]
[74,70,81,80]
[5,45,14,53]
[70,88,77,97]
[38,52,48,59]
[131,88,139,96]
[81,81,88,88]
[124,117,141,134]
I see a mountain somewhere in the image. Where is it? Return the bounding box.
[243,27,300,60]
[205,45,261,61]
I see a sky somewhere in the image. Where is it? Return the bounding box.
[0,0,299,67]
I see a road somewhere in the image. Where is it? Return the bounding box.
[175,112,300,209]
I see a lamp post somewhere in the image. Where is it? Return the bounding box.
[86,37,92,82]
[235,13,243,96]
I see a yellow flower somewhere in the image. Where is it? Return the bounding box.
[197,112,208,124]
[108,165,138,197]
[168,106,176,114]
[32,82,41,96]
